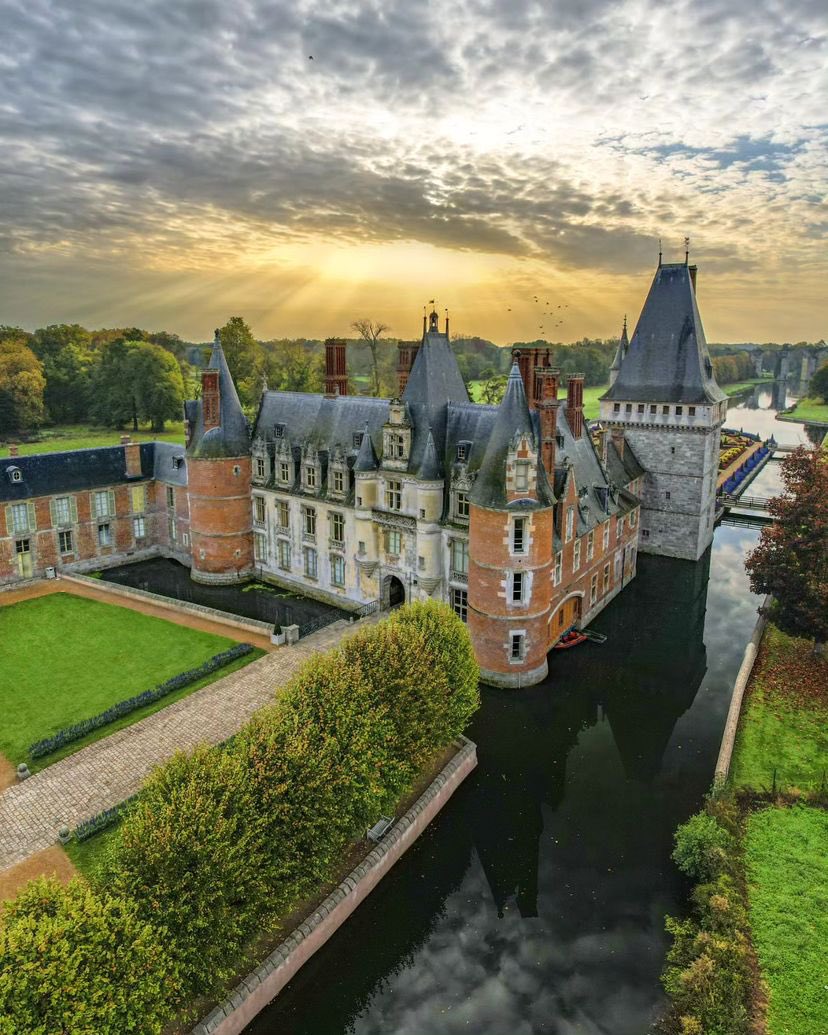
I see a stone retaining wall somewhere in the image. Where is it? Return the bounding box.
[715,595,771,781]
[58,572,274,638]
[191,736,478,1035]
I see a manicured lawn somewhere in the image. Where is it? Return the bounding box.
[65,823,123,882]
[731,624,828,792]
[1,421,185,457]
[0,593,258,768]
[745,805,828,1035]
[784,396,828,424]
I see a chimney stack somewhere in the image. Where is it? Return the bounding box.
[538,369,560,478]
[396,340,420,396]
[9,444,19,458]
[566,373,585,438]
[611,426,625,459]
[123,438,142,478]
[324,338,348,398]
[689,264,698,293]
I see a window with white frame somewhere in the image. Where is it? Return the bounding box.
[255,456,266,479]
[515,462,530,492]
[573,539,581,571]
[168,511,177,542]
[11,503,33,534]
[304,545,318,578]
[387,529,402,556]
[133,516,145,539]
[166,486,175,509]
[554,551,562,586]
[277,501,289,530]
[303,506,316,537]
[451,587,468,622]
[254,496,266,524]
[58,529,73,554]
[305,464,317,489]
[512,517,526,554]
[254,532,267,561]
[455,491,469,520]
[586,529,594,560]
[630,509,637,528]
[94,490,113,519]
[53,496,72,526]
[603,561,610,593]
[332,469,345,494]
[614,550,623,582]
[386,479,402,511]
[450,539,468,577]
[565,506,574,542]
[511,571,525,603]
[279,460,291,484]
[387,433,405,459]
[330,511,345,544]
[602,521,610,551]
[278,538,291,570]
[590,573,598,606]
[331,553,346,586]
[510,632,525,661]
[616,515,623,540]
[97,522,112,547]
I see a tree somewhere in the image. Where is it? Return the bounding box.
[810,361,828,403]
[0,338,46,434]
[745,446,828,645]
[90,339,185,431]
[218,317,264,406]
[32,324,96,422]
[351,319,390,397]
[263,339,323,393]
[479,374,507,405]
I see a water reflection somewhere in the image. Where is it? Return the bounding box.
[245,526,762,1035]
[727,383,821,446]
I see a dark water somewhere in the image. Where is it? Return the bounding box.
[101,557,347,634]
[245,523,763,1035]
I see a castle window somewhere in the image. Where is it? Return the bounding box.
[130,486,145,513]
[166,486,175,509]
[455,492,470,520]
[511,571,525,603]
[332,469,344,494]
[613,403,620,414]
[275,423,285,438]
[387,529,402,556]
[573,539,581,572]
[590,573,598,606]
[51,496,72,527]
[254,532,267,562]
[512,517,526,554]
[689,406,696,416]
[387,433,405,460]
[451,539,468,578]
[650,404,657,415]
[358,540,366,554]
[305,465,317,489]
[630,509,637,528]
[279,461,291,484]
[168,512,177,542]
[676,406,683,416]
[637,404,644,414]
[132,517,145,540]
[386,479,402,511]
[603,562,610,592]
[254,496,266,525]
[418,555,425,571]
[662,405,669,415]
[278,539,291,570]
[97,523,112,547]
[353,431,364,449]
[95,490,114,519]
[665,491,671,500]
[625,404,632,414]
[304,546,318,578]
[457,441,471,462]
[586,530,594,560]
[452,588,468,623]
[277,501,289,530]
[554,552,562,586]
[641,529,650,539]
[510,633,525,661]
[330,511,345,544]
[331,554,346,586]
[303,506,316,538]
[515,462,530,492]
[59,529,74,554]
[602,521,610,551]
[671,447,675,454]
[565,506,574,543]
[617,516,624,540]
[183,532,189,547]
[255,456,266,480]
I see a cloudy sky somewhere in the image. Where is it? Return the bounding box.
[1,0,826,344]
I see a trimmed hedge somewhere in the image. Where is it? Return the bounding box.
[74,794,139,843]
[28,643,255,759]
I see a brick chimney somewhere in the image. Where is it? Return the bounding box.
[324,338,348,398]
[566,374,585,438]
[8,444,19,458]
[538,369,560,478]
[396,340,420,395]
[689,265,698,293]
[122,437,142,478]
[611,426,625,459]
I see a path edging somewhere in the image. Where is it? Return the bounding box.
[191,736,478,1035]
[714,595,771,781]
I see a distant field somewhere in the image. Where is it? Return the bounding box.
[783,397,828,424]
[468,379,608,418]
[723,377,772,396]
[1,422,186,457]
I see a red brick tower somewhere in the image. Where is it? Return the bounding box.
[185,330,254,584]
[467,363,555,687]
[323,338,348,397]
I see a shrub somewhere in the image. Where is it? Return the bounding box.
[110,745,270,1000]
[0,877,174,1035]
[672,811,733,881]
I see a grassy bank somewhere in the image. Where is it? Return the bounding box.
[724,377,773,396]
[1,421,185,457]
[780,396,828,424]
[468,379,608,418]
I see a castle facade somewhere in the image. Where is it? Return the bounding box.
[1,260,722,687]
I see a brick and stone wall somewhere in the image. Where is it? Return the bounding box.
[189,456,254,584]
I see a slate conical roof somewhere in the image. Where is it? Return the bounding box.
[470,363,554,509]
[353,424,379,472]
[187,331,251,458]
[602,263,726,405]
[610,316,628,374]
[418,427,442,480]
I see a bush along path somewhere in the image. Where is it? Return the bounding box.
[0,601,480,1035]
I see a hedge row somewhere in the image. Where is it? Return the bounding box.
[74,794,139,843]
[28,644,255,759]
[0,601,480,1034]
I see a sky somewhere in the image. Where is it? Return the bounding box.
[1,0,826,345]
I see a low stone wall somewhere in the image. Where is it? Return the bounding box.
[192,736,478,1035]
[58,572,274,638]
[715,595,771,781]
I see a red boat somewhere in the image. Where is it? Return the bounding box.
[553,629,588,650]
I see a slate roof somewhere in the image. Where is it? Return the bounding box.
[254,392,389,459]
[418,428,443,480]
[354,423,380,472]
[0,444,154,503]
[602,263,726,405]
[605,438,644,487]
[187,333,251,459]
[152,441,188,486]
[402,326,470,470]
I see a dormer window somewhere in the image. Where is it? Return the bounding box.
[255,456,266,480]
[332,468,345,494]
[353,431,364,449]
[171,455,184,470]
[279,460,291,484]
[275,423,285,438]
[305,465,317,489]
[7,466,22,483]
[455,491,470,520]
[515,462,530,493]
[387,432,405,460]
[457,441,471,463]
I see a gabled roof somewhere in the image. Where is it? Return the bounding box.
[602,263,726,405]
[187,335,251,458]
[605,437,644,487]
[0,444,154,502]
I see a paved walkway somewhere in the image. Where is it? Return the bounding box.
[0,617,371,873]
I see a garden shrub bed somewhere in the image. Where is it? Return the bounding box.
[0,601,481,1035]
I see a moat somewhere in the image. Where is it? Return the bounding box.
[239,393,801,1035]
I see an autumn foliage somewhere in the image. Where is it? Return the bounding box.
[745,446,828,643]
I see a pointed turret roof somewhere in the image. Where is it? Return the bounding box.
[187,331,251,458]
[418,427,442,480]
[353,424,379,472]
[602,264,726,404]
[470,363,554,509]
[610,315,628,373]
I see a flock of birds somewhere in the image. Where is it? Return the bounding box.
[505,296,569,337]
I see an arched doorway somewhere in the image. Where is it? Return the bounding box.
[384,575,406,609]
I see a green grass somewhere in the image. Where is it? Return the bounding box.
[0,593,259,768]
[467,379,608,418]
[66,823,124,882]
[783,397,828,423]
[723,377,772,396]
[0,421,185,457]
[731,625,828,792]
[745,805,828,1035]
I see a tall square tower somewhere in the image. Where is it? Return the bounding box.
[599,262,727,561]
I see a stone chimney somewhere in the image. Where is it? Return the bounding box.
[515,347,552,410]
[611,426,625,459]
[689,265,698,293]
[324,338,348,398]
[123,437,142,478]
[8,444,19,458]
[595,425,609,465]
[396,340,420,395]
[566,374,585,438]
[538,369,560,478]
